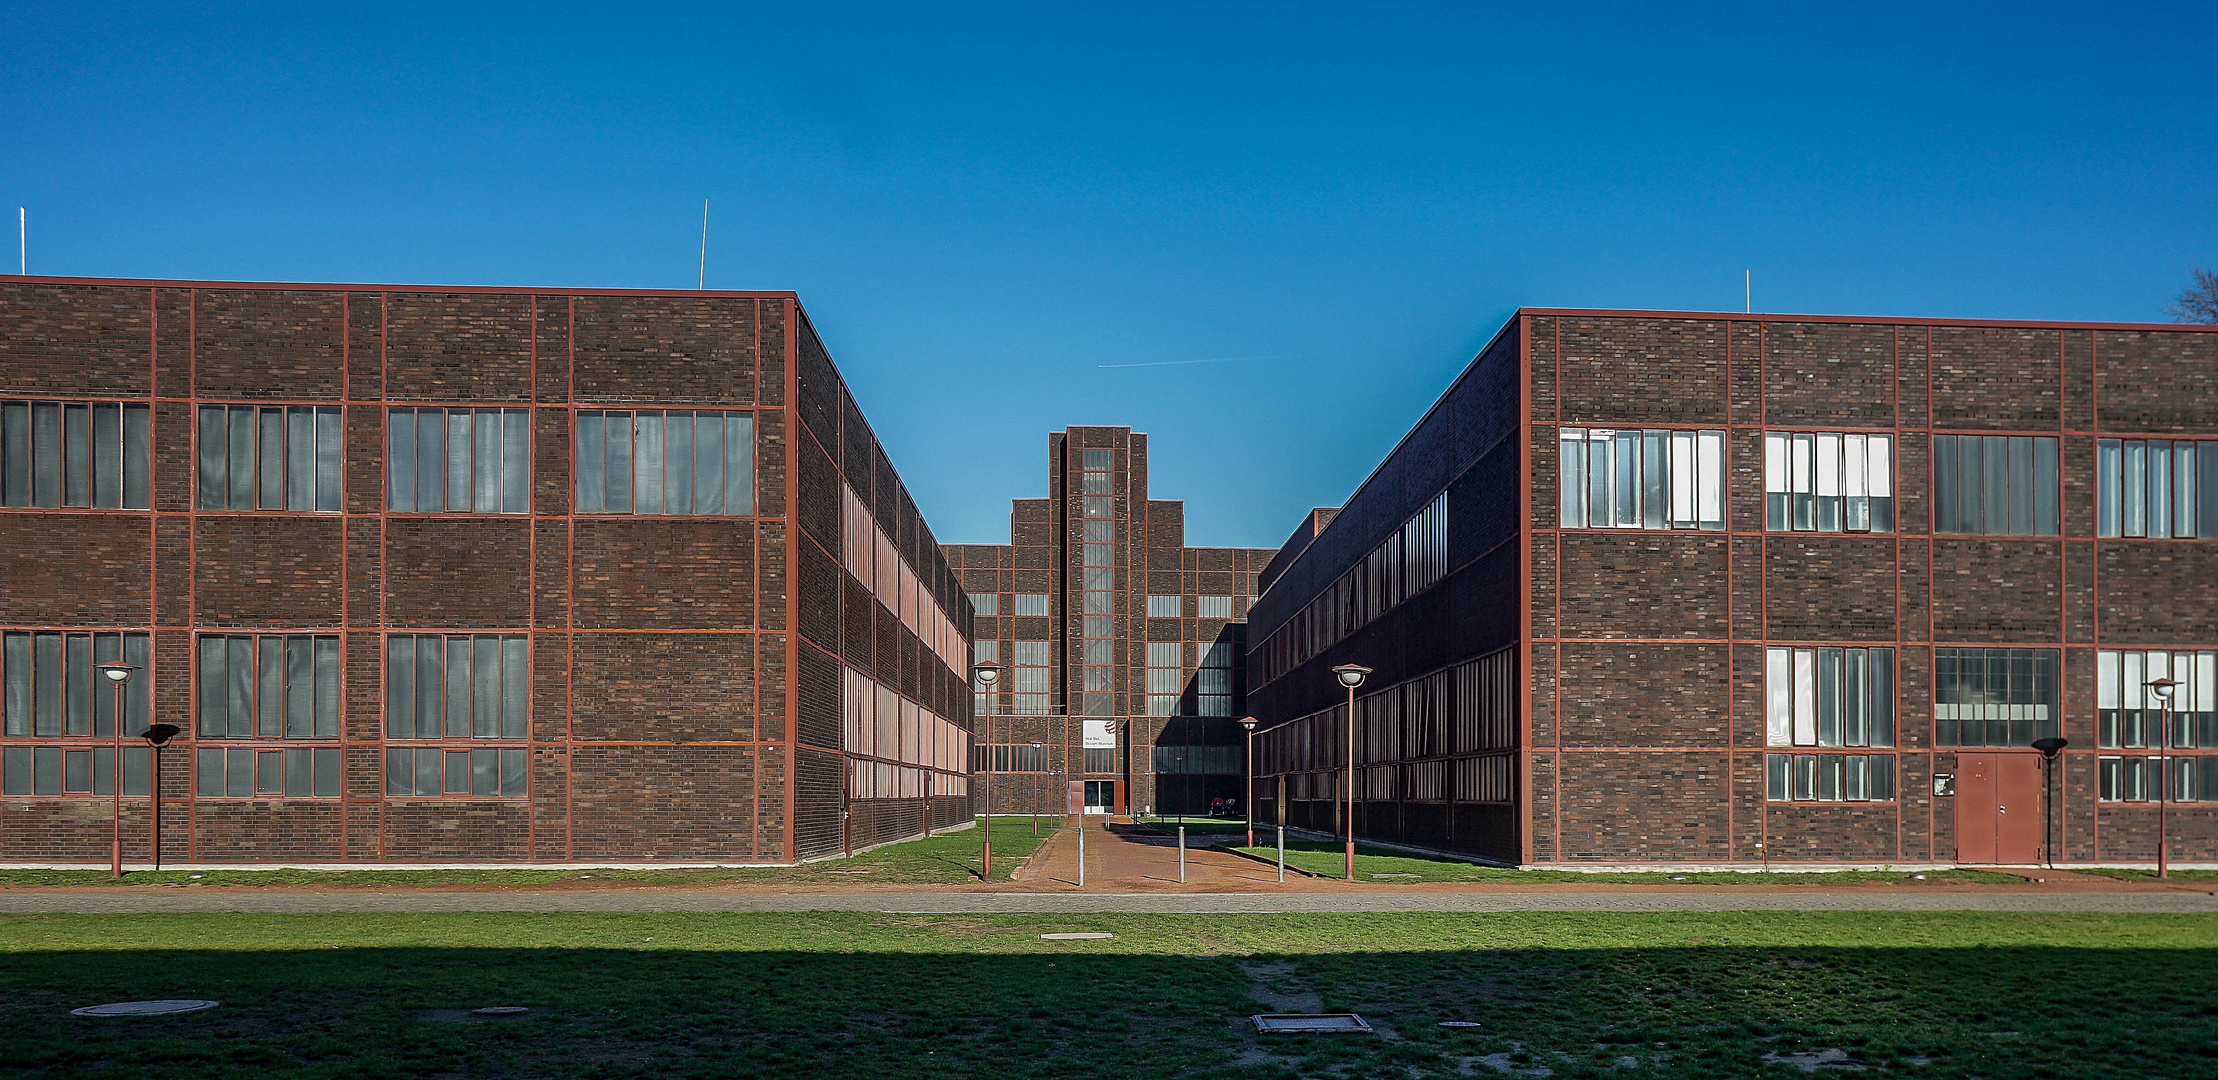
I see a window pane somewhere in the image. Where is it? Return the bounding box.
[473,636,501,739]
[255,749,281,794]
[2034,436,2059,536]
[416,747,441,795]
[1641,430,1666,529]
[444,636,471,738]
[575,411,604,513]
[1559,429,1585,528]
[2201,443,2218,539]
[418,635,443,739]
[502,636,529,740]
[1,400,29,506]
[1870,648,1895,748]
[92,403,123,508]
[2149,440,2173,539]
[287,407,315,510]
[474,408,503,512]
[388,636,416,738]
[256,637,283,737]
[1697,431,1724,529]
[1867,435,1893,532]
[501,747,527,796]
[1817,647,1841,746]
[64,633,90,736]
[30,401,60,507]
[387,748,413,795]
[316,408,343,512]
[313,748,339,797]
[197,635,226,737]
[1980,436,2008,536]
[195,406,225,509]
[2007,436,2036,535]
[223,636,252,739]
[62,403,88,507]
[1791,433,1814,530]
[634,411,664,513]
[1767,753,1788,800]
[3,633,28,736]
[315,637,340,737]
[121,404,149,509]
[444,750,469,793]
[1932,435,1957,534]
[665,411,693,515]
[696,412,724,514]
[605,412,632,511]
[197,748,222,796]
[1793,648,1816,746]
[1587,433,1610,528]
[2177,441,2198,539]
[2123,440,2146,537]
[388,410,417,510]
[472,747,498,795]
[446,409,473,512]
[1613,431,1638,526]
[1816,433,1841,532]
[286,636,315,738]
[286,746,313,795]
[418,408,446,512]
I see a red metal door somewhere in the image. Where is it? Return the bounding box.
[1955,756,1999,864]
[1994,754,2042,865]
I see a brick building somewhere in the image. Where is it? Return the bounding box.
[1248,309,2218,866]
[0,276,971,865]
[947,427,1275,817]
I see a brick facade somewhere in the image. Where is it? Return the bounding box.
[0,277,967,865]
[1249,309,2218,867]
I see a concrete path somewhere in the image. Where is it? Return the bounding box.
[3,889,2216,914]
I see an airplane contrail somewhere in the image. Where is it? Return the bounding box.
[1095,355,1269,370]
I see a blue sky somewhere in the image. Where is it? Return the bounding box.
[4,3,2213,547]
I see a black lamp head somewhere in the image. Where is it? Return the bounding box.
[2031,736,2068,759]
[139,723,182,746]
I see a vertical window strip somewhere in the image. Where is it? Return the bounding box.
[1766,645,1895,748]
[196,405,342,512]
[196,634,340,740]
[2098,439,2215,538]
[0,631,149,737]
[1763,431,1894,533]
[384,634,529,740]
[1932,435,2060,536]
[1560,428,1724,530]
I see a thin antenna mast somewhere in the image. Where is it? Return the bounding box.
[17,208,23,276]
[1745,270,1751,314]
[698,200,708,290]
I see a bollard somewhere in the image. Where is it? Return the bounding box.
[1178,825,1187,884]
[1077,820,1086,889]
[1277,824,1286,883]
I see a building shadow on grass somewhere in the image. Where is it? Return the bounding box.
[5,936,2215,1078]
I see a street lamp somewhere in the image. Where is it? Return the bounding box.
[141,723,181,871]
[2032,736,2068,870]
[97,661,137,879]
[1239,716,1259,848]
[1330,663,1371,882]
[1029,741,1045,836]
[2150,676,2178,879]
[973,661,1001,879]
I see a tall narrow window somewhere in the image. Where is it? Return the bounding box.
[1559,428,1722,530]
[1197,641,1235,717]
[387,408,530,513]
[0,400,151,509]
[1012,640,1052,714]
[384,634,529,739]
[1146,641,1183,717]
[1765,432,1893,532]
[1932,435,2058,535]
[1765,646,1894,747]
[195,635,340,739]
[575,410,754,515]
[972,640,1000,716]
[2098,439,2214,538]
[1934,647,2059,747]
[196,405,341,511]
[0,631,150,736]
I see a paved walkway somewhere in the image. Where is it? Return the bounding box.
[3,890,2215,913]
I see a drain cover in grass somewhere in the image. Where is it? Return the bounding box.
[1253,1014,1373,1033]
[71,1000,218,1017]
[1439,1021,1483,1029]
[1040,932,1115,940]
[472,1007,530,1016]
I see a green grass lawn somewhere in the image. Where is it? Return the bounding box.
[2067,867,2218,882]
[0,819,1051,889]
[1231,839,2026,885]
[1,910,2212,1079]
[1134,816,1250,836]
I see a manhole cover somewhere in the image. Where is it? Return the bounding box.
[1253,1013,1373,1033]
[1040,932,1115,940]
[472,1007,530,1016]
[1440,1021,1484,1029]
[71,1000,219,1017]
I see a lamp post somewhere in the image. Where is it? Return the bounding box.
[1330,664,1370,882]
[2032,736,2068,870]
[97,661,137,879]
[2150,676,2178,879]
[1240,716,1259,848]
[141,723,180,871]
[973,661,1001,880]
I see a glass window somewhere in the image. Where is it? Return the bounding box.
[193,745,341,798]
[1197,641,1234,717]
[574,410,753,515]
[1935,647,2059,747]
[1082,449,1111,471]
[1560,428,1723,530]
[1765,646,1893,748]
[383,747,526,797]
[1012,639,1052,714]
[387,408,529,513]
[196,635,340,739]
[194,405,341,511]
[1147,594,1182,618]
[1197,595,1232,619]
[1932,435,2058,535]
[971,592,998,616]
[0,399,150,509]
[2098,439,2214,538]
[385,634,529,740]
[1764,432,1893,532]
[1012,594,1050,617]
[1082,496,1112,518]
[2097,650,2216,749]
[1766,753,1895,802]
[1146,641,1183,716]
[0,631,150,737]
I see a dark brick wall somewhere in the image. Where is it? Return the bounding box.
[0,281,972,866]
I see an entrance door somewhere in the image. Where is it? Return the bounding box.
[1083,780,1115,816]
[1955,754,2043,864]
